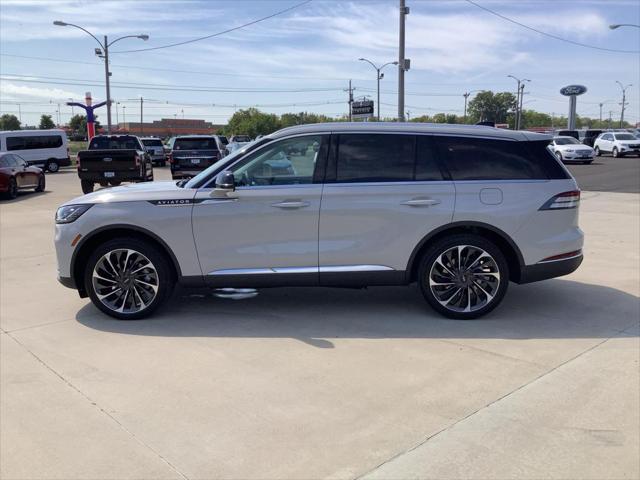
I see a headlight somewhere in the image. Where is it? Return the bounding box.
[55,204,92,224]
[565,149,574,152]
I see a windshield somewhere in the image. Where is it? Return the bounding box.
[615,133,635,141]
[554,137,580,145]
[89,136,140,150]
[142,139,163,146]
[173,138,218,150]
[183,137,271,189]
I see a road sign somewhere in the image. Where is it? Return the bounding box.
[351,100,374,119]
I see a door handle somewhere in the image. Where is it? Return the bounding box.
[271,200,310,209]
[402,198,441,207]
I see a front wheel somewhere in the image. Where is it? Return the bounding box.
[555,151,563,162]
[35,175,45,192]
[80,180,94,194]
[109,181,122,187]
[84,238,174,320]
[594,146,601,156]
[418,234,509,319]
[612,147,619,158]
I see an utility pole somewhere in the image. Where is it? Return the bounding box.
[599,103,603,123]
[140,97,144,135]
[57,103,61,126]
[115,101,119,126]
[122,105,126,125]
[398,0,409,122]
[103,35,113,134]
[507,75,530,130]
[17,103,21,123]
[615,80,632,128]
[463,92,471,123]
[608,111,612,129]
[345,80,354,121]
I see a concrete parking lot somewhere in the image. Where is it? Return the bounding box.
[1,158,639,479]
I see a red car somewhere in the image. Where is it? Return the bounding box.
[0,153,45,199]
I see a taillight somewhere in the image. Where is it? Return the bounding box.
[134,155,141,167]
[76,153,81,169]
[539,190,580,210]
[168,153,174,164]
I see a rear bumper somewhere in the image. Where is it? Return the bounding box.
[517,254,583,284]
[171,170,203,178]
[78,171,143,182]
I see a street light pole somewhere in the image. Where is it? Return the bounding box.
[358,58,398,121]
[507,75,530,130]
[53,21,148,134]
[615,80,632,128]
[398,0,409,122]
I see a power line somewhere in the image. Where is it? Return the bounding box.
[464,0,640,54]
[112,0,313,53]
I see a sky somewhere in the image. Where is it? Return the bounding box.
[1,0,639,127]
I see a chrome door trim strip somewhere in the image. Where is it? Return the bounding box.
[208,265,394,276]
[319,265,394,273]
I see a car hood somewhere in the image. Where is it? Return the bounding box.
[63,181,196,206]
[555,144,593,151]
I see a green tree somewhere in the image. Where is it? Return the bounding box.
[0,114,21,130]
[68,114,101,135]
[39,114,56,129]
[222,108,280,138]
[467,91,517,124]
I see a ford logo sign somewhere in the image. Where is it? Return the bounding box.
[560,85,587,96]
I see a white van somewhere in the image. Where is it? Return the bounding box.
[0,129,70,172]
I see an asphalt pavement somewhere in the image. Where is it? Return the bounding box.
[567,154,640,193]
[1,164,638,479]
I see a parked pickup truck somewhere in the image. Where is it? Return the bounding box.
[167,135,225,180]
[77,135,153,194]
[141,137,167,167]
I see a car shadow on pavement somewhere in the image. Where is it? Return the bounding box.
[0,190,51,203]
[75,278,639,348]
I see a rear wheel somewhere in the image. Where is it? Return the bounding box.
[418,234,509,320]
[84,238,174,320]
[81,180,94,194]
[35,175,45,192]
[109,180,122,187]
[46,160,59,173]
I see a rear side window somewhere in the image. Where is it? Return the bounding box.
[0,156,11,167]
[416,136,444,181]
[336,134,414,183]
[7,135,63,150]
[436,137,549,180]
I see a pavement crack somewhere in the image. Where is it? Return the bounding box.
[5,332,190,480]
[354,333,621,480]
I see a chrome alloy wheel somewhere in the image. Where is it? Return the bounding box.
[92,249,159,314]
[428,245,501,313]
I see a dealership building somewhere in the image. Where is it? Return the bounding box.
[115,118,223,137]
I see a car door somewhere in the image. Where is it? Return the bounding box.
[14,155,38,187]
[3,155,24,187]
[191,134,329,286]
[601,133,613,152]
[318,133,455,284]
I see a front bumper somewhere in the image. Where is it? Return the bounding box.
[517,254,583,284]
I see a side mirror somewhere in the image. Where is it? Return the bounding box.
[216,170,235,190]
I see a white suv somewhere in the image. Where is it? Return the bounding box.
[54,123,583,320]
[593,132,640,157]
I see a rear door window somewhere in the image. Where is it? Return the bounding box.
[142,139,163,146]
[436,136,548,180]
[336,134,414,183]
[416,136,444,181]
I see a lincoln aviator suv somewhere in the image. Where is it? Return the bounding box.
[55,123,583,320]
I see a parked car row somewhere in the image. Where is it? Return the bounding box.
[0,129,71,172]
[0,152,46,199]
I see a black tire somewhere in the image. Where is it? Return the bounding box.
[35,175,45,192]
[594,146,601,156]
[81,180,94,194]
[612,147,619,158]
[555,151,563,162]
[46,160,59,173]
[582,160,592,165]
[5,177,18,199]
[84,237,174,320]
[109,181,122,187]
[160,160,166,167]
[417,234,509,320]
